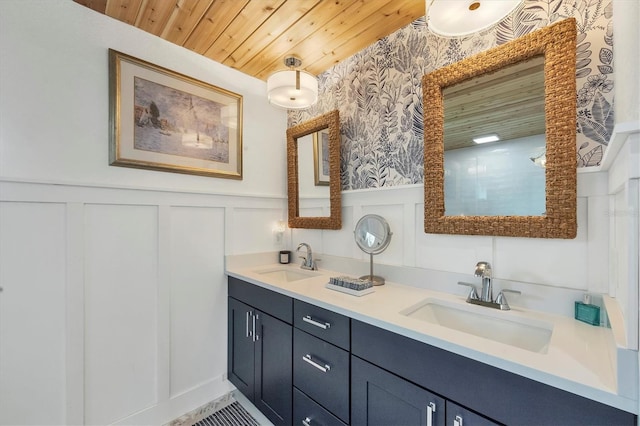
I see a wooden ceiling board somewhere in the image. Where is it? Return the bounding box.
[238,0,359,78]
[222,0,324,71]
[105,0,145,25]
[75,0,107,13]
[160,0,216,45]
[74,0,425,81]
[136,0,181,36]
[294,0,422,78]
[182,0,251,55]
[252,0,407,79]
[203,0,287,62]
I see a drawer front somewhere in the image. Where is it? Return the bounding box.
[293,387,347,426]
[228,276,293,324]
[294,328,349,423]
[294,299,350,349]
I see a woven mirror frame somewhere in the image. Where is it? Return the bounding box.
[287,110,342,229]
[423,18,577,238]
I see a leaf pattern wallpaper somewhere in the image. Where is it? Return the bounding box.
[289,0,614,190]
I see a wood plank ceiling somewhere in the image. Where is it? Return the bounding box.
[74,0,426,81]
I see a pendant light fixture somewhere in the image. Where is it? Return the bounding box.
[267,56,318,110]
[426,0,524,37]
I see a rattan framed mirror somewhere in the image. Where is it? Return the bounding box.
[423,18,577,238]
[287,110,341,229]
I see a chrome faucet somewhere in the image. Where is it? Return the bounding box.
[457,261,521,310]
[296,243,317,270]
[474,261,493,302]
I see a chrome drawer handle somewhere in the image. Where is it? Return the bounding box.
[427,402,436,426]
[302,354,330,373]
[303,315,331,330]
[302,417,312,426]
[454,415,463,426]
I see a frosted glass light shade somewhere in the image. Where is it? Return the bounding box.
[267,69,318,110]
[427,0,523,37]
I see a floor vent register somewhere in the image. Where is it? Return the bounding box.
[194,401,260,426]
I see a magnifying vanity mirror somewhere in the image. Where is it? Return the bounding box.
[286,110,341,229]
[423,18,577,238]
[354,214,392,285]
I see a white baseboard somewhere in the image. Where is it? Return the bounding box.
[112,376,234,426]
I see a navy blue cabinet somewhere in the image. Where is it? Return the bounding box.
[228,278,636,426]
[352,355,448,426]
[352,319,636,426]
[228,278,293,426]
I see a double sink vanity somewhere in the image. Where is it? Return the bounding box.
[226,256,637,426]
[232,16,639,426]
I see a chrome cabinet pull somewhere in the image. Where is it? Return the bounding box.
[303,315,330,330]
[252,313,259,342]
[454,415,463,426]
[246,311,252,338]
[302,417,312,426]
[302,354,330,373]
[427,402,436,426]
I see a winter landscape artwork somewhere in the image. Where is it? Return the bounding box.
[313,128,330,186]
[109,49,243,179]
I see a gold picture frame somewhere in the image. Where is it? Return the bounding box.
[109,49,243,179]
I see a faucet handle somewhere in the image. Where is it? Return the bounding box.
[457,282,479,301]
[495,289,521,310]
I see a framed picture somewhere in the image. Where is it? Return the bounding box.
[313,128,330,186]
[109,49,243,179]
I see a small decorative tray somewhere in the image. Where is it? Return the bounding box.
[325,283,375,297]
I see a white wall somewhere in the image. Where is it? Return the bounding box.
[0,0,286,197]
[611,1,640,417]
[0,1,288,425]
[613,0,640,124]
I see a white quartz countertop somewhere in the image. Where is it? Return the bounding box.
[226,261,637,414]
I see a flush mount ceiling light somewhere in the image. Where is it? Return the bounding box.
[426,0,524,37]
[473,134,500,144]
[267,56,318,110]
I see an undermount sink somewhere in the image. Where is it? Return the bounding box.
[256,268,318,282]
[401,298,553,353]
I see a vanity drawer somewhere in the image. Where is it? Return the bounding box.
[294,328,349,423]
[293,387,347,426]
[228,276,292,324]
[294,299,350,349]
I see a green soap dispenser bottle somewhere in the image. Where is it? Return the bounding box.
[574,293,600,326]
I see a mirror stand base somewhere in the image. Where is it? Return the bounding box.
[360,275,385,286]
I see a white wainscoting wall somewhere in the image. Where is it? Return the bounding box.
[294,170,610,295]
[0,166,620,424]
[0,180,287,425]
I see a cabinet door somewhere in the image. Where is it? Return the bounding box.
[228,297,255,400]
[255,310,293,426]
[446,402,501,426]
[352,356,445,426]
